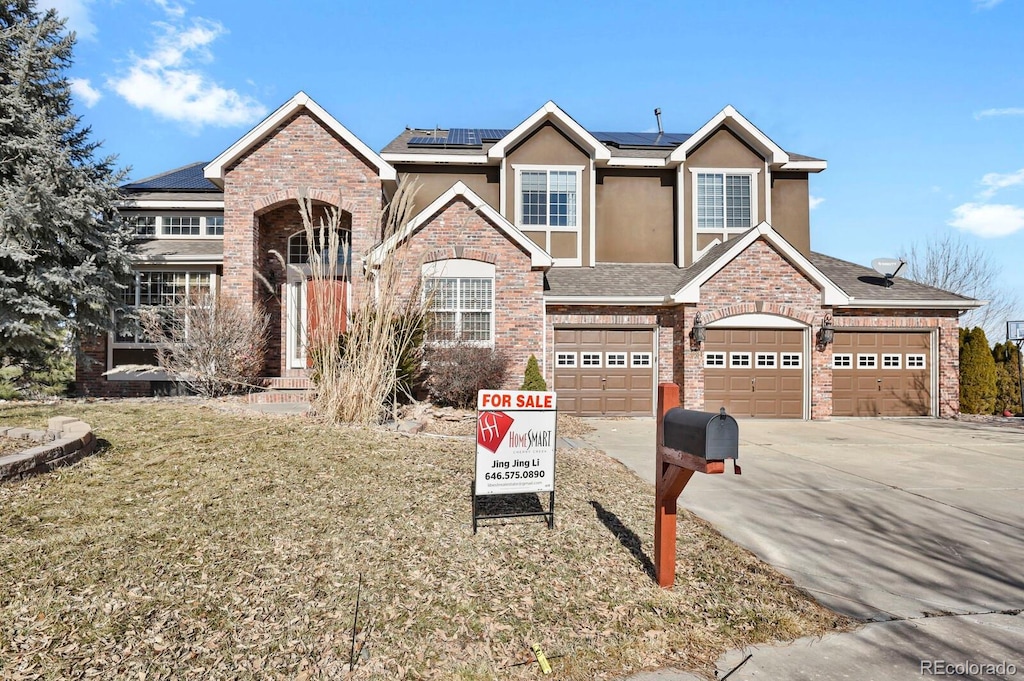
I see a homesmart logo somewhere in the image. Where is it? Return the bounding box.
[477,411,513,453]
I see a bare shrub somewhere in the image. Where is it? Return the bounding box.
[139,293,270,397]
[302,181,431,424]
[425,340,510,408]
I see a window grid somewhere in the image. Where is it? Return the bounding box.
[288,229,352,266]
[781,353,802,369]
[130,215,156,237]
[606,352,627,367]
[882,354,902,369]
[556,352,577,367]
[697,172,753,231]
[162,216,201,236]
[206,216,224,236]
[858,354,878,369]
[906,354,926,369]
[116,271,212,344]
[756,352,777,369]
[519,169,578,228]
[427,277,493,343]
[833,353,852,368]
[631,352,653,368]
[704,352,726,368]
[730,352,752,368]
[581,352,602,367]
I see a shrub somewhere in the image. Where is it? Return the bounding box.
[993,340,1022,415]
[520,354,547,391]
[139,293,270,398]
[959,326,997,414]
[425,342,510,408]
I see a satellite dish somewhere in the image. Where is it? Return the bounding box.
[871,258,906,288]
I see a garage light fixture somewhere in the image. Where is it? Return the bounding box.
[817,314,834,350]
[690,311,707,346]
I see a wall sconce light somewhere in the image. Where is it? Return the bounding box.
[690,311,707,346]
[817,314,834,350]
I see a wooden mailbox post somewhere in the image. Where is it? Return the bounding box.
[655,382,740,588]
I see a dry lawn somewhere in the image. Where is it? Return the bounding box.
[0,401,848,680]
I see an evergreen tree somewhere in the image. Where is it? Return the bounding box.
[959,327,997,414]
[993,341,1022,416]
[0,1,133,368]
[520,354,547,391]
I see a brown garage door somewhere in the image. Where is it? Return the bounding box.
[833,331,931,416]
[553,328,655,416]
[704,328,805,418]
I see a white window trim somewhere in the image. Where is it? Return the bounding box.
[631,351,653,368]
[755,351,777,369]
[606,352,627,367]
[882,354,902,369]
[906,353,927,369]
[512,164,584,267]
[857,354,878,369]
[421,259,496,347]
[581,352,603,368]
[729,351,752,368]
[704,351,726,368]
[111,268,218,349]
[689,167,760,263]
[125,212,226,240]
[833,353,853,369]
[781,352,803,369]
[556,352,577,368]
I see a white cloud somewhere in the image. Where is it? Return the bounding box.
[45,0,97,40]
[69,77,102,107]
[151,0,187,19]
[973,0,1005,9]
[949,202,1024,237]
[979,168,1024,198]
[808,195,825,210]
[974,107,1024,119]
[108,18,267,129]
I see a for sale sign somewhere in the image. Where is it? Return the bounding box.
[475,390,557,496]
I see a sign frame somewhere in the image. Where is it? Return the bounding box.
[1008,321,1024,342]
[472,390,557,533]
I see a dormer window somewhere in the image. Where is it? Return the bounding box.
[690,168,760,260]
[514,164,583,265]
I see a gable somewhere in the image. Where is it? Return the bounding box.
[686,127,766,168]
[507,123,591,165]
[700,238,820,309]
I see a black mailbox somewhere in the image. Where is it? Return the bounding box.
[663,407,739,461]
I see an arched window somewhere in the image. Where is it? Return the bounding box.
[288,228,352,271]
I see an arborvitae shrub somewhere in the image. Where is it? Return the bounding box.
[520,354,547,391]
[959,327,997,414]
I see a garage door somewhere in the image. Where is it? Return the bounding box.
[833,331,931,417]
[553,328,655,416]
[704,328,805,418]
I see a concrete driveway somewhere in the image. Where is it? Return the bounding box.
[582,417,1024,679]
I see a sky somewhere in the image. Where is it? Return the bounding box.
[46,0,1024,331]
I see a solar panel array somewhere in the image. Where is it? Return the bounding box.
[593,132,692,148]
[407,129,691,149]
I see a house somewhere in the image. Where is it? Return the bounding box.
[77,92,981,418]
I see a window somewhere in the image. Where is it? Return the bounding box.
[129,215,156,237]
[606,352,627,367]
[288,229,353,271]
[581,352,602,367]
[756,352,777,369]
[519,169,578,228]
[882,354,901,369]
[858,354,878,369]
[696,172,754,230]
[426,277,493,343]
[556,352,577,367]
[206,216,224,236]
[631,352,653,368]
[116,270,213,344]
[781,353,802,368]
[833,353,852,368]
[704,351,726,368]
[907,354,926,369]
[162,216,201,236]
[730,352,752,368]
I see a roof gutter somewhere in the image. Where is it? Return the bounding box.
[544,295,673,306]
[838,298,987,310]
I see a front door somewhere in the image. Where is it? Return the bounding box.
[288,278,348,370]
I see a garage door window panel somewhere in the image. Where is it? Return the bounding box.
[582,352,602,368]
[833,353,852,369]
[781,352,802,369]
[907,354,926,368]
[556,352,577,367]
[606,352,627,367]
[756,352,777,369]
[704,351,726,368]
[858,354,877,369]
[730,352,752,368]
[882,354,902,369]
[631,352,653,367]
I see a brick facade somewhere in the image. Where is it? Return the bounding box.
[393,196,545,390]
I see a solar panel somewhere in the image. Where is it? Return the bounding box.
[595,131,692,148]
[408,136,448,146]
[477,128,511,141]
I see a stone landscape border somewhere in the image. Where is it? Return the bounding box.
[0,417,96,481]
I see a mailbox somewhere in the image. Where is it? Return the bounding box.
[663,407,739,462]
